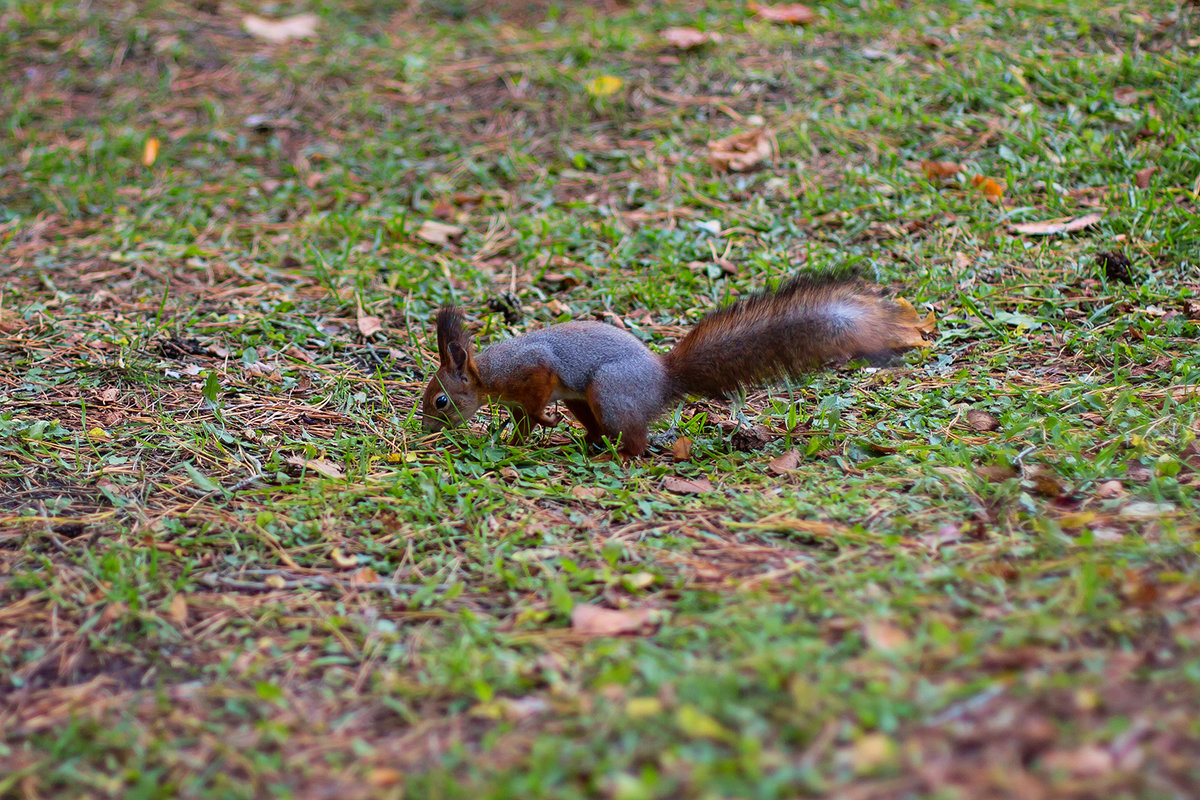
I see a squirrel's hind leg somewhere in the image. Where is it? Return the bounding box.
[582,385,650,457]
[563,400,604,446]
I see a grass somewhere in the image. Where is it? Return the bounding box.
[2,0,1199,797]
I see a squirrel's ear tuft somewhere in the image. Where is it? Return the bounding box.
[435,306,466,365]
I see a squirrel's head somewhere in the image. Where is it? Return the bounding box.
[421,306,483,432]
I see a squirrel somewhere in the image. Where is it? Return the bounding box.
[420,274,930,456]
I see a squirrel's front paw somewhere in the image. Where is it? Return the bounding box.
[540,411,562,427]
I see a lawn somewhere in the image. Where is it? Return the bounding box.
[2,0,1199,797]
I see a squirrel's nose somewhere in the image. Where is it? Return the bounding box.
[421,416,442,433]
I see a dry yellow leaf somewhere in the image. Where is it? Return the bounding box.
[330,547,357,569]
[586,74,624,98]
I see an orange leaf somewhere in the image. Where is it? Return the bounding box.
[971,174,1005,201]
[142,137,160,167]
[351,567,379,585]
[670,436,693,462]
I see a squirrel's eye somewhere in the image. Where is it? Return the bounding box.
[434,394,449,410]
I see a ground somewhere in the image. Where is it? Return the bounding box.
[1,0,1199,798]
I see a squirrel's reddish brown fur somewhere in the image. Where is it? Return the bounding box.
[421,275,930,456]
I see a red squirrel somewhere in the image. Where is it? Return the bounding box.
[420,275,929,456]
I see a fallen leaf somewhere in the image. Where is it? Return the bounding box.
[971,174,1005,201]
[264,574,287,589]
[284,456,345,479]
[661,27,720,49]
[767,450,800,475]
[1134,166,1159,188]
[707,128,773,173]
[1058,511,1096,529]
[1041,745,1114,778]
[663,476,715,494]
[100,387,119,402]
[415,220,464,246]
[570,604,656,636]
[920,159,961,180]
[1118,501,1174,518]
[625,697,663,718]
[975,464,1017,482]
[974,173,1003,201]
[1113,86,1148,105]
[569,485,606,500]
[511,548,558,564]
[167,594,187,626]
[357,314,383,337]
[864,619,910,652]
[330,547,357,569]
[965,409,1000,431]
[472,696,550,721]
[242,13,318,43]
[367,769,403,788]
[1009,213,1103,236]
[586,74,624,98]
[622,572,656,590]
[142,137,160,167]
[537,272,581,291]
[1096,480,1126,499]
[675,705,729,740]
[749,2,815,25]
[851,733,899,775]
[920,523,964,550]
[100,602,128,625]
[351,567,379,585]
[671,436,693,462]
[1029,470,1065,498]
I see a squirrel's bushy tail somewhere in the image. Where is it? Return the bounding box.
[662,275,930,400]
